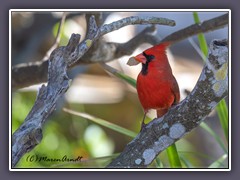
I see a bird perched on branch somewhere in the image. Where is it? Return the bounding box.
[127,42,180,131]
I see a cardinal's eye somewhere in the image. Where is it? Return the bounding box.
[143,52,154,62]
[148,55,154,61]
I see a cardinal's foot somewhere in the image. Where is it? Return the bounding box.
[140,122,147,132]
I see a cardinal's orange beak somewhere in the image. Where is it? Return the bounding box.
[134,54,147,64]
[127,54,147,66]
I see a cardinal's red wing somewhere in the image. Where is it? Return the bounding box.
[171,76,180,105]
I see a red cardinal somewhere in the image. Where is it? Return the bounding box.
[128,42,180,130]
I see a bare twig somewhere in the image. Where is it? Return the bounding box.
[100,62,121,75]
[12,15,176,167]
[161,13,228,43]
[42,12,68,61]
[106,39,228,168]
[85,12,103,30]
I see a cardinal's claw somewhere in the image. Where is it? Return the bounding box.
[140,122,147,132]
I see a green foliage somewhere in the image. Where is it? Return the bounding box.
[13,92,115,168]
[166,144,182,168]
[52,19,81,46]
[12,92,36,133]
[115,73,137,88]
[208,154,228,168]
[200,122,227,153]
[216,99,229,140]
[155,157,164,168]
[63,108,137,138]
[193,12,208,59]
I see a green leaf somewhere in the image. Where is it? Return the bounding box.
[179,151,217,161]
[193,12,208,59]
[208,154,228,168]
[200,122,227,153]
[63,108,137,138]
[155,157,164,168]
[115,73,136,88]
[166,144,182,168]
[216,99,229,140]
[179,155,193,168]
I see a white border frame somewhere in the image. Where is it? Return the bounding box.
[9,9,231,171]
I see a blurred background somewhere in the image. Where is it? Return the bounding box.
[11,11,228,168]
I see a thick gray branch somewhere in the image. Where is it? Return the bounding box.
[106,39,228,168]
[12,13,228,89]
[12,34,80,167]
[12,15,175,167]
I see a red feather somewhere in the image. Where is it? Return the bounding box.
[134,42,180,130]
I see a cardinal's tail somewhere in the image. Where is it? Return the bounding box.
[156,109,168,118]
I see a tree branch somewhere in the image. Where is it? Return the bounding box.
[12,15,176,167]
[12,33,80,167]
[106,39,228,168]
[69,16,175,66]
[12,13,228,90]
[161,13,228,43]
